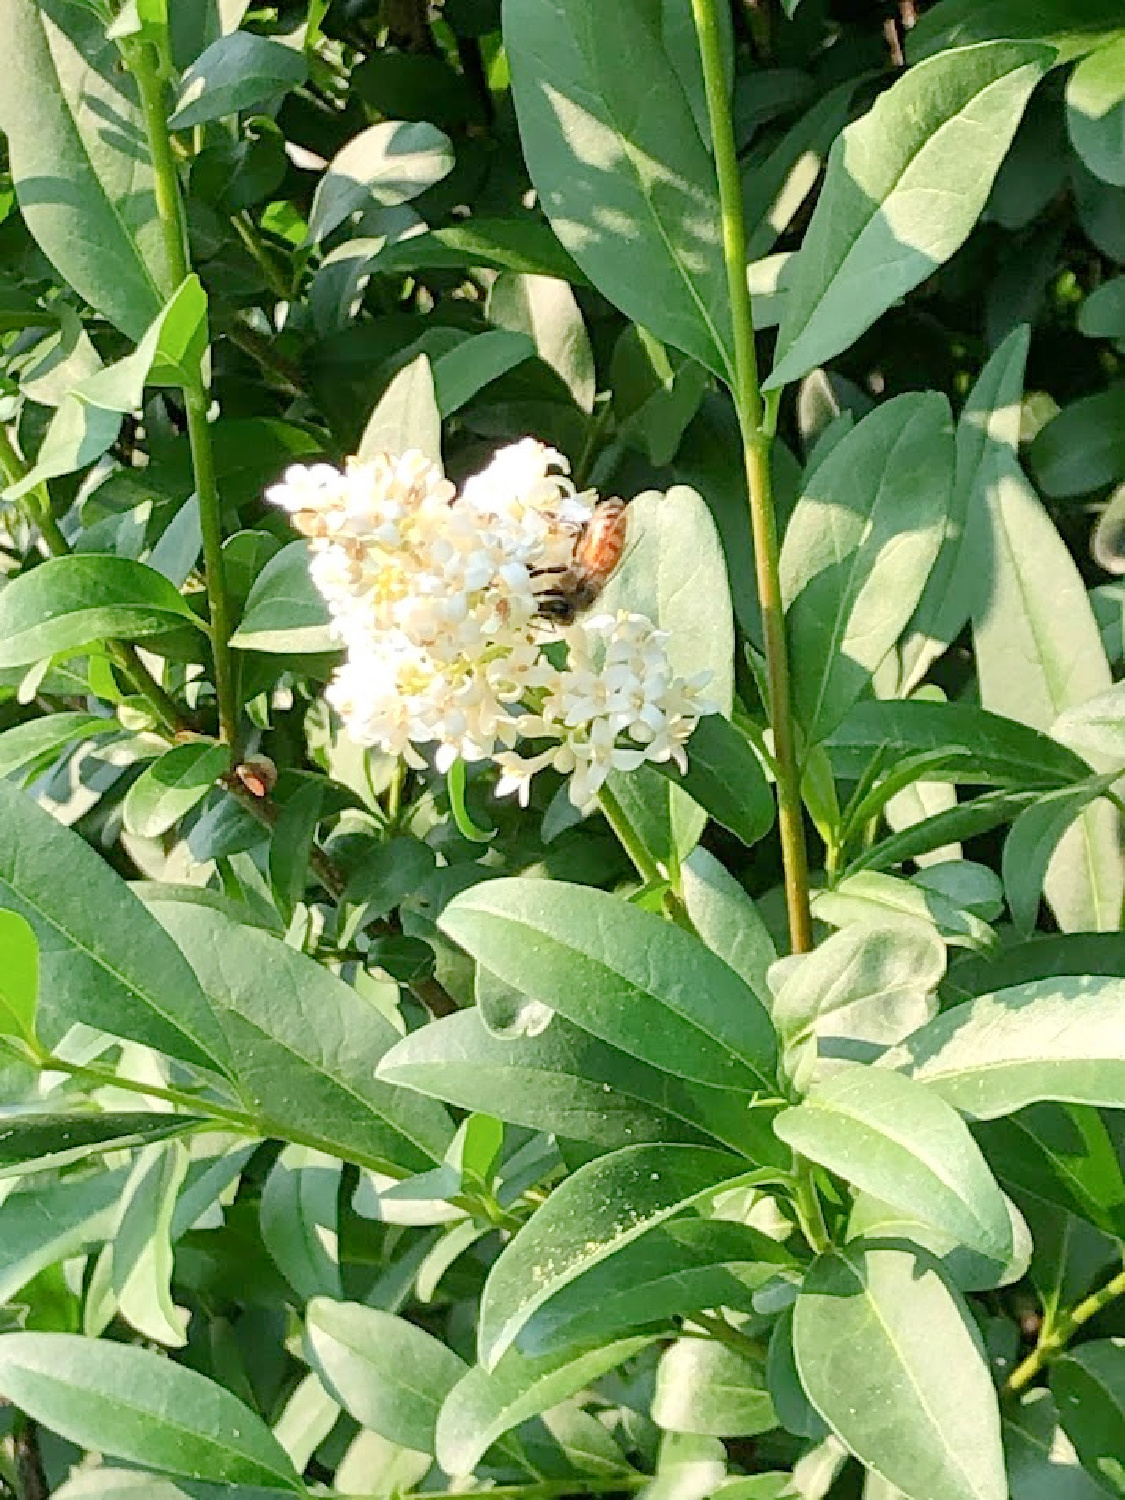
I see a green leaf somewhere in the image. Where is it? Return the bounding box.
[679,847,776,1005]
[432,330,536,416]
[267,778,325,924]
[518,1218,792,1357]
[147,898,453,1171]
[110,1140,190,1348]
[600,485,736,865]
[488,271,595,412]
[653,1337,775,1438]
[0,910,38,1046]
[0,1171,127,1306]
[260,1147,342,1303]
[827,699,1092,789]
[1002,776,1121,934]
[900,326,1030,690]
[123,742,230,839]
[780,394,954,744]
[974,1103,1125,1238]
[1067,35,1125,186]
[478,1143,754,1368]
[0,782,232,1074]
[0,1333,301,1489]
[505,0,734,378]
[437,1338,650,1474]
[972,456,1122,932]
[0,1,168,340]
[887,974,1125,1119]
[766,43,1050,389]
[377,1007,781,1156]
[0,1112,201,1180]
[307,121,455,245]
[0,713,120,785]
[793,1243,1006,1500]
[652,713,775,849]
[907,0,1122,65]
[1005,1387,1119,1500]
[437,878,777,1093]
[1028,385,1125,497]
[1079,276,1125,339]
[73,275,209,412]
[357,353,442,467]
[229,541,335,654]
[304,1299,466,1456]
[1051,1340,1125,1487]
[776,1067,1012,1260]
[847,1190,1032,1293]
[1053,682,1125,763]
[366,218,588,282]
[0,556,203,670]
[169,32,308,129]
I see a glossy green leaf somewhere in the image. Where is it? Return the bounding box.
[652,712,775,849]
[0,782,231,1073]
[260,1147,342,1303]
[1004,1387,1119,1500]
[0,910,38,1046]
[432,330,536,416]
[229,541,335,654]
[488,271,595,412]
[974,1103,1125,1238]
[0,713,119,785]
[505,0,734,378]
[1079,276,1125,339]
[776,1067,1012,1260]
[794,1243,1005,1500]
[1067,35,1125,187]
[766,43,1050,389]
[267,778,325,924]
[0,556,203,670]
[304,1298,466,1455]
[437,878,777,1092]
[900,326,1030,691]
[828,698,1092,789]
[972,456,1122,932]
[0,1170,126,1306]
[0,1333,301,1489]
[679,847,776,1005]
[357,353,442,466]
[478,1143,753,1368]
[1003,776,1121,933]
[110,1140,190,1347]
[366,218,587,281]
[1053,682,1125,763]
[654,1337,776,1439]
[517,1217,792,1357]
[1051,1340,1125,1487]
[170,32,308,129]
[2,396,123,498]
[377,1007,780,1156]
[1029,385,1125,497]
[147,898,453,1170]
[908,0,1122,65]
[0,1,168,339]
[781,394,954,743]
[307,120,454,245]
[847,1190,1032,1293]
[0,1111,201,1181]
[888,974,1125,1119]
[437,1338,649,1474]
[123,742,230,839]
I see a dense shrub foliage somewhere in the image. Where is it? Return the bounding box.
[0,1,1123,1497]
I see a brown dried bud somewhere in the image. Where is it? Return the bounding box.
[233,754,278,798]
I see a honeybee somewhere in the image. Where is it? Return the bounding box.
[533,497,630,623]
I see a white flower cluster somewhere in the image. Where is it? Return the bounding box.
[265,440,715,807]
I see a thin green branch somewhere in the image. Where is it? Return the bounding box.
[1006,1262,1125,1393]
[125,37,240,755]
[690,0,813,955]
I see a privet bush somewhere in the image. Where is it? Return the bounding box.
[0,1,1123,1497]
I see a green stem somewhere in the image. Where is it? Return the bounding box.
[1006,1262,1125,1393]
[38,1054,254,1131]
[691,1310,767,1362]
[126,39,240,755]
[0,425,186,737]
[792,1158,830,1252]
[690,0,813,956]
